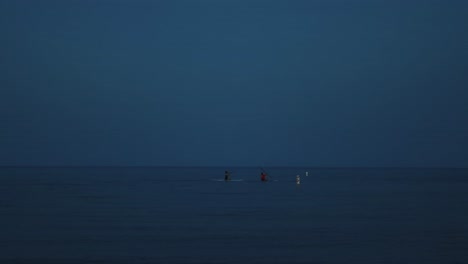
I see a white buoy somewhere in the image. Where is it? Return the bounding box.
[305,171,308,176]
[296,175,300,184]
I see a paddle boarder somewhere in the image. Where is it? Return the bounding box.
[225,170,231,181]
[260,172,268,182]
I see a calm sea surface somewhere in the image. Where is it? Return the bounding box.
[0,167,467,263]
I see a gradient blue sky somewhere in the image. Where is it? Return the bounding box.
[1,0,467,167]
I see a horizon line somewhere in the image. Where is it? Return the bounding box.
[1,165,467,169]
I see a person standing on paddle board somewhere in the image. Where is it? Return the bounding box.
[225,170,231,181]
[260,172,268,182]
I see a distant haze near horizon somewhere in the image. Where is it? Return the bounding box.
[1,0,468,168]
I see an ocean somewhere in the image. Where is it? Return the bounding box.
[0,167,467,263]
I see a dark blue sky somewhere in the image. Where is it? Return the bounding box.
[1,0,467,167]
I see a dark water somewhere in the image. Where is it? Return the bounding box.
[1,167,467,264]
